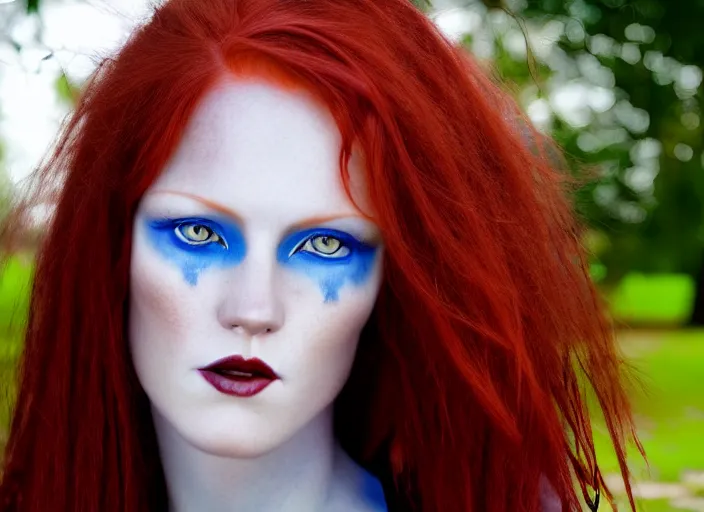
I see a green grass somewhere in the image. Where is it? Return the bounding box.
[590,330,704,511]
[0,257,30,438]
[0,256,32,360]
[599,499,703,512]
[608,274,696,326]
[592,331,704,483]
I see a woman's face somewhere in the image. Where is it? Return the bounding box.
[129,78,383,458]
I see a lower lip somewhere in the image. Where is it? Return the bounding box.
[199,370,275,397]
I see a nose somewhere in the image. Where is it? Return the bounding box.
[216,251,285,337]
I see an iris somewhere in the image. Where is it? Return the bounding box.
[145,219,379,301]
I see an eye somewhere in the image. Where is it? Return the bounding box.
[301,235,350,259]
[174,223,227,248]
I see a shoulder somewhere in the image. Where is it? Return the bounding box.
[328,451,388,512]
[360,470,388,511]
[540,476,562,512]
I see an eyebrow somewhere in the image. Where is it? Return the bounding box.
[154,190,246,224]
[152,190,369,231]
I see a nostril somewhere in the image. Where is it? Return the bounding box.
[230,324,273,334]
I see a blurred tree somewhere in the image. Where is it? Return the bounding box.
[464,0,704,323]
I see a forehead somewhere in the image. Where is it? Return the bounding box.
[150,78,364,222]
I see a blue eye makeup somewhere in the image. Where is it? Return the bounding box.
[278,228,379,302]
[144,216,245,285]
[145,215,379,301]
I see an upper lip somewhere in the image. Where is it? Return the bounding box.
[199,356,279,379]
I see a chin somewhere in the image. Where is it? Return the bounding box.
[182,423,288,459]
[194,437,281,459]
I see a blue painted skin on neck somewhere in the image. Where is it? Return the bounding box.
[361,470,388,511]
[144,218,378,301]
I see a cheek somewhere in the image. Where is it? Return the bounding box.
[284,296,376,410]
[287,264,382,383]
[323,254,382,346]
[128,238,210,371]
[286,250,380,303]
[130,249,186,338]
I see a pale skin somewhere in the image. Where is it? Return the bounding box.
[128,78,386,511]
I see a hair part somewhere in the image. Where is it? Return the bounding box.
[1,0,641,510]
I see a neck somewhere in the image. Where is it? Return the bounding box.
[153,407,368,512]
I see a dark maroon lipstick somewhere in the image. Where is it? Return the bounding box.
[199,356,279,397]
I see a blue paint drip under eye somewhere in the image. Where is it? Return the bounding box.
[145,216,245,285]
[278,227,378,303]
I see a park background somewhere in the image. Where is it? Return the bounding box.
[0,0,702,510]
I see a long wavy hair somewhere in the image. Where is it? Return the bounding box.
[0,0,641,510]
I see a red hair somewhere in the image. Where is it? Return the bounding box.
[0,0,641,510]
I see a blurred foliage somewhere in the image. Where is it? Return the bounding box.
[55,71,80,105]
[26,0,39,14]
[472,0,704,292]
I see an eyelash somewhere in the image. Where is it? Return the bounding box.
[174,221,228,249]
[163,219,358,259]
[293,233,352,259]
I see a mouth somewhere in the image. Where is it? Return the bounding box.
[199,356,280,397]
